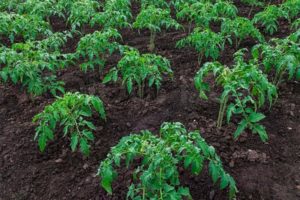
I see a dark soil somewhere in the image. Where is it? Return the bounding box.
[1,1,300,200]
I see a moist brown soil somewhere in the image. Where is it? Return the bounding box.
[1,1,300,200]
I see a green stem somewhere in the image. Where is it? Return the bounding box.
[159,168,163,200]
[217,95,228,128]
[198,53,204,66]
[142,187,146,200]
[149,31,156,52]
[248,5,253,18]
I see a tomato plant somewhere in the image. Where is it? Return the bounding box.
[133,5,182,51]
[98,122,237,199]
[33,92,106,156]
[194,50,277,142]
[103,48,173,98]
[76,28,121,72]
[280,0,300,21]
[253,5,288,35]
[68,0,101,30]
[0,32,74,96]
[221,17,264,49]
[252,32,300,86]
[176,1,214,32]
[91,0,132,29]
[241,0,264,16]
[176,28,225,64]
[140,0,170,9]
[0,12,52,43]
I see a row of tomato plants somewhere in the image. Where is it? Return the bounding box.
[0,0,299,199]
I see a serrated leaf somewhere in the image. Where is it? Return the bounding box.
[70,133,79,152]
[249,112,265,123]
[234,119,247,139]
[79,138,90,156]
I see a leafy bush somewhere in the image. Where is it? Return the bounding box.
[176,1,237,32]
[280,0,300,21]
[140,0,170,9]
[98,122,237,199]
[16,0,56,19]
[0,0,21,12]
[68,0,101,30]
[241,0,264,16]
[252,32,300,86]
[133,5,182,51]
[103,48,173,97]
[212,1,238,20]
[176,1,214,31]
[291,18,300,30]
[253,5,288,35]
[91,0,132,29]
[221,17,264,49]
[0,12,52,43]
[194,50,277,142]
[33,92,106,156]
[176,28,225,64]
[76,28,121,72]
[0,32,74,96]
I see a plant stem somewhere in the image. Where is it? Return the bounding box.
[217,95,228,128]
[149,31,156,52]
[198,53,204,66]
[159,168,163,200]
[248,5,253,18]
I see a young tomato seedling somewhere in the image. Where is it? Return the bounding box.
[221,17,264,49]
[103,48,173,98]
[194,50,277,142]
[176,28,225,64]
[252,31,300,86]
[98,122,237,200]
[253,5,288,35]
[76,28,121,73]
[133,5,182,51]
[33,92,106,156]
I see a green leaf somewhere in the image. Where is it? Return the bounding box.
[84,120,96,130]
[70,133,79,152]
[79,138,90,156]
[38,134,47,152]
[252,124,268,142]
[249,112,265,123]
[209,161,220,184]
[234,119,248,139]
[83,130,95,141]
[127,78,133,94]
[178,187,190,197]
[101,166,115,195]
[220,174,229,190]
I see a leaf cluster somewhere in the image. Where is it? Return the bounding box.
[0,12,52,43]
[253,5,288,35]
[98,122,237,199]
[76,28,121,72]
[176,28,225,62]
[221,17,264,48]
[103,48,173,97]
[195,50,277,141]
[0,32,74,96]
[252,31,300,85]
[33,92,106,156]
[133,5,182,33]
[91,0,132,29]
[176,1,237,28]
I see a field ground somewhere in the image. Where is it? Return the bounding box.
[0,1,300,200]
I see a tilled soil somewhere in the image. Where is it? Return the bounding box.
[0,1,300,200]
